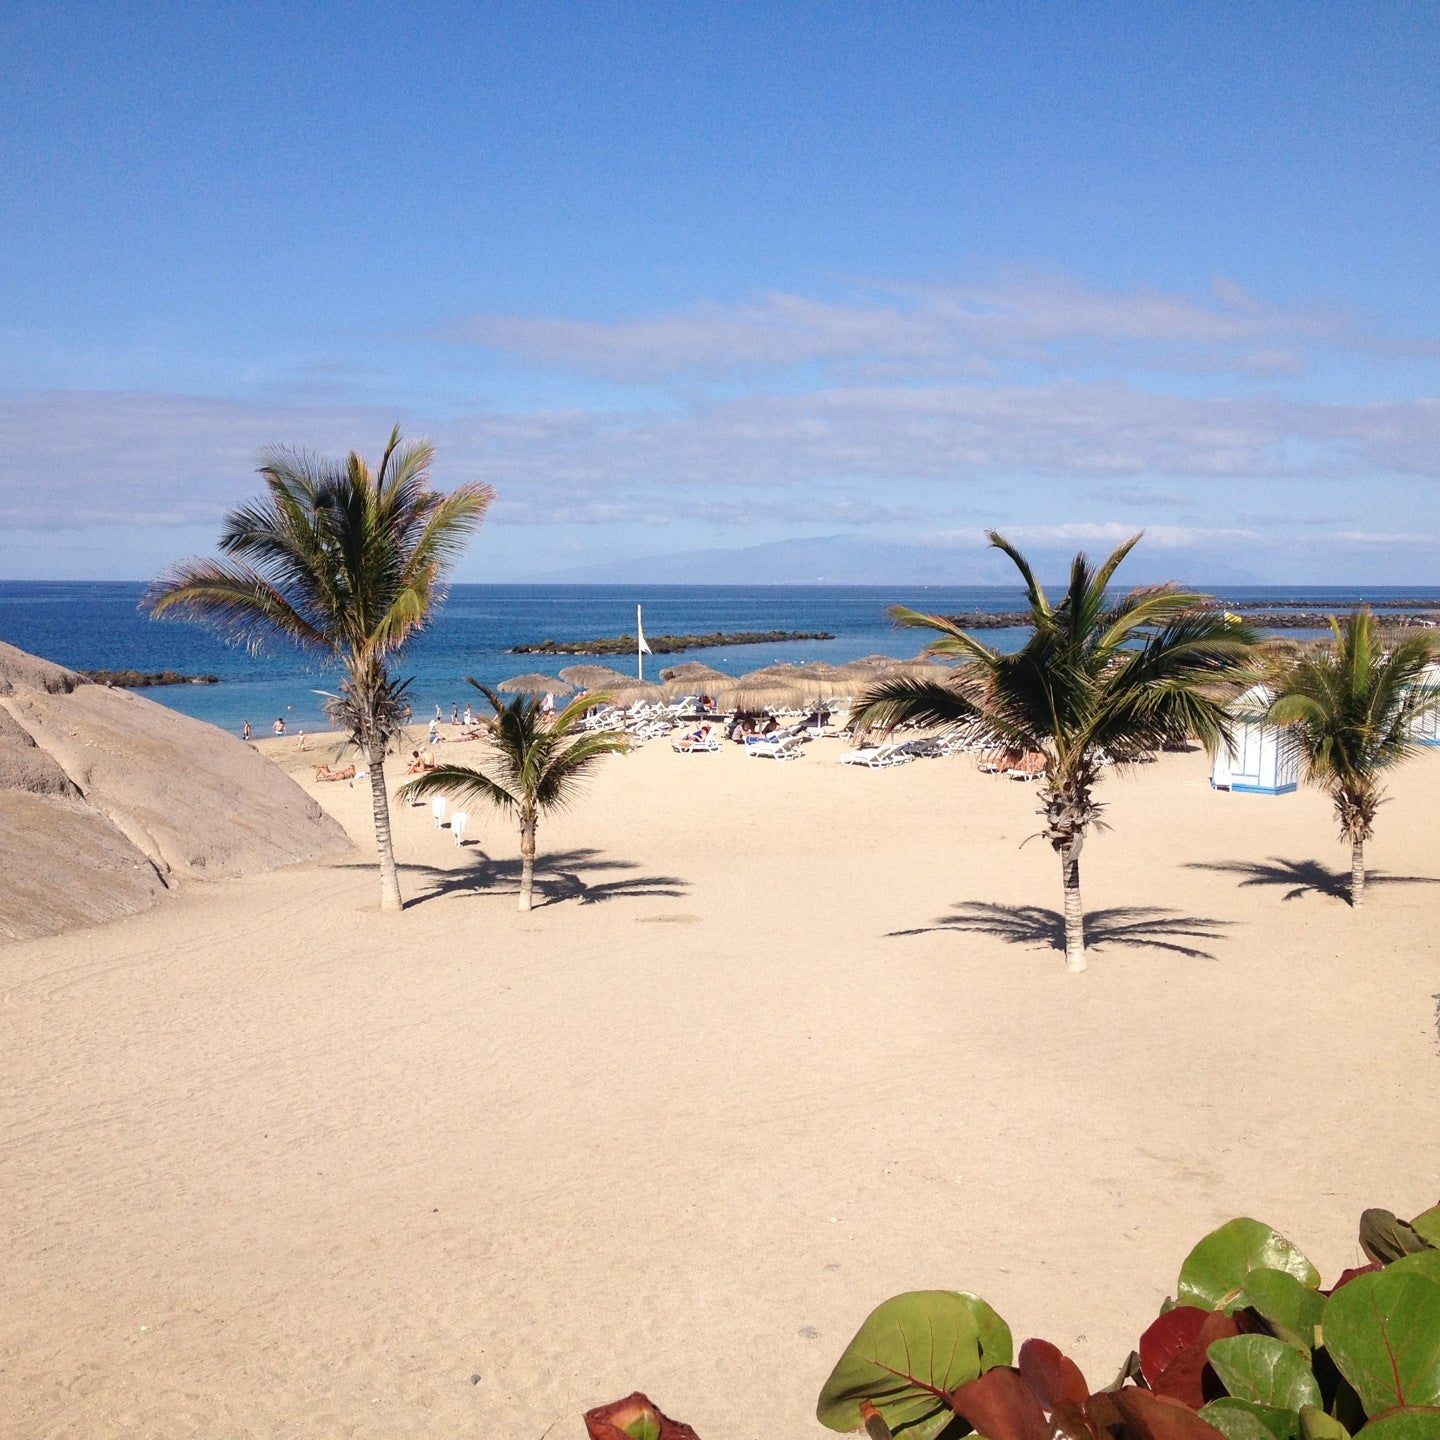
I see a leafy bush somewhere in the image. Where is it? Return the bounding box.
[582,1202,1440,1440]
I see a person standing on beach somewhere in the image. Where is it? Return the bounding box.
[242,719,252,741]
[273,717,285,736]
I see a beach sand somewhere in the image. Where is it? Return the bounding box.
[3,733,1438,1438]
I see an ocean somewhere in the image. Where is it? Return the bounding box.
[1,581,1434,737]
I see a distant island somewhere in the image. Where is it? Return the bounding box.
[86,669,220,687]
[942,601,1440,631]
[511,629,835,656]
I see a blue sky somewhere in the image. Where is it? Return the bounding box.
[1,1,1437,582]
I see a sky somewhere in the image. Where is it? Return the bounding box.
[1,1,1438,584]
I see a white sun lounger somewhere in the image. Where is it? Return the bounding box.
[672,733,720,753]
[840,742,913,767]
[745,734,805,761]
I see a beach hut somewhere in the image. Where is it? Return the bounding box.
[1210,685,1299,795]
[1407,663,1440,746]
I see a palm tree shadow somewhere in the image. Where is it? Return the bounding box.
[889,901,1230,960]
[403,847,689,910]
[1186,856,1440,907]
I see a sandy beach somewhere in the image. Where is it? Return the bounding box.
[4,733,1439,1438]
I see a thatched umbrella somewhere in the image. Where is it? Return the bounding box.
[783,661,852,701]
[713,667,807,714]
[558,663,632,691]
[658,661,729,698]
[606,678,666,707]
[660,660,728,683]
[497,672,574,696]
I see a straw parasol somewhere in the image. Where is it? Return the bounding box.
[659,660,728,683]
[712,666,808,713]
[497,672,574,696]
[658,661,729,698]
[558,663,632,691]
[605,678,666,707]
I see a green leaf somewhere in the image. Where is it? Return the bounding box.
[1208,1336,1322,1410]
[1201,1399,1303,1440]
[955,1292,1014,1369]
[1388,1253,1440,1285]
[1409,1207,1440,1249]
[817,1291,989,1434]
[1323,1269,1440,1414]
[1244,1269,1327,1351]
[1354,1411,1440,1440]
[1179,1220,1321,1310]
[625,1415,660,1440]
[1299,1405,1350,1440]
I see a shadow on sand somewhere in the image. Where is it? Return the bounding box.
[402,846,689,911]
[1187,856,1440,907]
[888,900,1230,960]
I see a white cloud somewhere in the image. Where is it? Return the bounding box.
[982,522,1260,549]
[447,273,1402,382]
[2,383,1437,542]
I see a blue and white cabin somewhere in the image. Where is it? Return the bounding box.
[1408,663,1440,747]
[1210,685,1299,795]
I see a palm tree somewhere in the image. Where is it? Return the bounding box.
[397,683,629,911]
[1262,609,1439,909]
[145,427,492,913]
[852,532,1256,971]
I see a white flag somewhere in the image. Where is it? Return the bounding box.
[636,604,652,654]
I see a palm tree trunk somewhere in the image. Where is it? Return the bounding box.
[1060,843,1086,972]
[518,814,537,912]
[367,746,403,913]
[1350,838,1365,909]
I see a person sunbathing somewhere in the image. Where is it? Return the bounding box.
[314,762,356,782]
[675,724,715,752]
[402,748,438,775]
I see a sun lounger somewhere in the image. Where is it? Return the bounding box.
[745,733,805,761]
[672,732,720,753]
[451,811,468,845]
[841,742,914,767]
[1004,753,1047,781]
[431,797,448,827]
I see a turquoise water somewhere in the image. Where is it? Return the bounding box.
[1,581,1433,737]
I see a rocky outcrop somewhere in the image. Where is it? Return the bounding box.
[0,641,352,942]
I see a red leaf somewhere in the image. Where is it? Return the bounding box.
[584,1393,702,1440]
[1138,1309,1208,1389]
[949,1367,1052,1440]
[1149,1312,1238,1409]
[1109,1387,1228,1440]
[1328,1262,1383,1294]
[1019,1339,1090,1411]
[1052,1401,1105,1440]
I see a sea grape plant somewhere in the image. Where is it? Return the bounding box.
[581,1202,1440,1440]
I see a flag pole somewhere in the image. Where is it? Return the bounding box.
[637,603,643,681]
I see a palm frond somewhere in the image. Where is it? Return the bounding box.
[143,560,329,653]
[396,762,517,812]
[987,530,1051,617]
[850,676,985,734]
